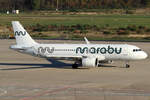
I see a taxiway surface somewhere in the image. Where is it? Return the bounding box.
[0,39,150,100]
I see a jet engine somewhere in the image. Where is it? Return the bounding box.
[82,57,98,67]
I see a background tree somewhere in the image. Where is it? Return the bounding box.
[0,0,150,12]
[32,0,41,10]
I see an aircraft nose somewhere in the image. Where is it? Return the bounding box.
[142,52,148,59]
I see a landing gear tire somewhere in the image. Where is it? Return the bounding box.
[72,64,78,69]
[126,64,130,68]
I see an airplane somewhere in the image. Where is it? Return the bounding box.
[10,21,148,69]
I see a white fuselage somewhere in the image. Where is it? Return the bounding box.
[21,43,148,61]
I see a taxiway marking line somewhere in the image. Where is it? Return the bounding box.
[21,86,71,100]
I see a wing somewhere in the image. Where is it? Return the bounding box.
[84,37,90,44]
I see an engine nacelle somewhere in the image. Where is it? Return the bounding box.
[82,57,97,67]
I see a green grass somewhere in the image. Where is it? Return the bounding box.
[1,13,150,41]
[1,14,150,28]
[31,36,150,42]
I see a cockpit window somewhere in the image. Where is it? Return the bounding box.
[133,49,142,52]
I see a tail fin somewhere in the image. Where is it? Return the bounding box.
[12,21,37,46]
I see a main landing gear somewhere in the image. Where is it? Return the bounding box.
[72,59,81,69]
[72,63,79,69]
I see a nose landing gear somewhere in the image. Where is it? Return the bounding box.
[126,64,130,68]
[125,61,130,68]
